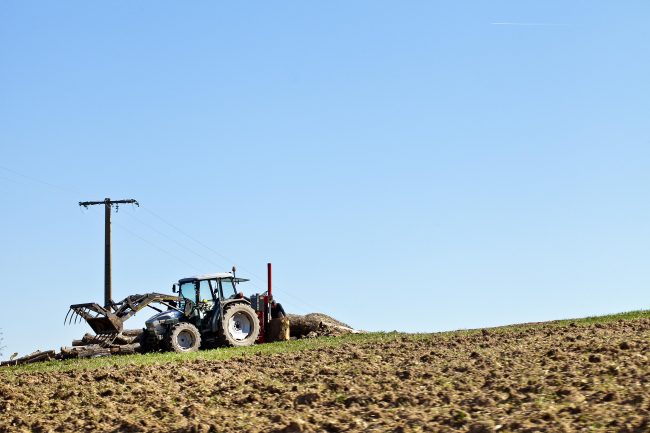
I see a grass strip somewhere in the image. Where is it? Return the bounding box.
[3,309,648,375]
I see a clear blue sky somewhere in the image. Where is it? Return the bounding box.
[1,2,649,357]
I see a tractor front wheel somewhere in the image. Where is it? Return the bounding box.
[220,304,260,347]
[165,322,202,353]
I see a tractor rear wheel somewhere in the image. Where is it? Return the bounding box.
[165,322,201,353]
[220,303,260,347]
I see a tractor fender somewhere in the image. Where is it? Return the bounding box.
[221,298,251,308]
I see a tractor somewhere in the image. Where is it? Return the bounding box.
[142,271,261,352]
[67,264,283,353]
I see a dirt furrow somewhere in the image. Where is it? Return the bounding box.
[1,318,649,432]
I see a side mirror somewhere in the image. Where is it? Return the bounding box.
[172,284,177,293]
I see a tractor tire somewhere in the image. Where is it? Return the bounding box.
[219,303,260,347]
[164,322,202,353]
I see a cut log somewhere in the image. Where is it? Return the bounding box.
[59,347,79,359]
[75,345,112,358]
[122,329,144,337]
[109,342,141,355]
[59,344,111,359]
[287,313,357,338]
[269,317,290,342]
[26,351,55,364]
[113,333,138,345]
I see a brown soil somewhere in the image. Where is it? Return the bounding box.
[1,318,649,432]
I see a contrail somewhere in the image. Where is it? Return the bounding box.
[491,22,564,27]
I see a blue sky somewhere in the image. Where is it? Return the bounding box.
[1,1,649,356]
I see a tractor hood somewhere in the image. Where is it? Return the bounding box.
[145,309,182,328]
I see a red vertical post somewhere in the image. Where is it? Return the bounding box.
[267,262,272,299]
[260,262,273,343]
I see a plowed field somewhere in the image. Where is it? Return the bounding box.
[1,314,649,432]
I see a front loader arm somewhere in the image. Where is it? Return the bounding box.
[112,293,182,321]
[66,292,181,334]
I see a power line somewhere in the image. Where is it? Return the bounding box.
[120,210,316,311]
[0,165,319,311]
[139,204,320,311]
[0,165,81,196]
[121,208,232,270]
[0,175,25,185]
[113,221,203,273]
[140,205,241,268]
[112,210,317,310]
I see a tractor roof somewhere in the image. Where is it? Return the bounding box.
[178,272,250,284]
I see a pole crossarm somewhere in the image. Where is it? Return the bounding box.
[79,198,139,208]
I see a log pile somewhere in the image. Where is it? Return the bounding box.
[287,313,360,338]
[0,329,146,366]
[1,314,358,366]
[0,350,56,366]
[58,329,144,360]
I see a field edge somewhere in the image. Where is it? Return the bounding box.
[3,309,648,375]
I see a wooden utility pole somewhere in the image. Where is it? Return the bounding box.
[79,198,139,309]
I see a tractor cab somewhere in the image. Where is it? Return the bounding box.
[175,272,250,314]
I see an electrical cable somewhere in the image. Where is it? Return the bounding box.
[113,221,203,273]
[124,208,316,311]
[139,204,320,311]
[0,164,319,311]
[0,165,82,196]
[121,208,232,270]
[0,175,25,185]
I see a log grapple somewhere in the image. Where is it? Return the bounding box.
[66,293,181,335]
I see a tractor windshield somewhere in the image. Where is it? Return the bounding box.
[220,278,237,299]
[199,280,214,303]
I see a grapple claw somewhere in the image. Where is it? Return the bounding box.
[65,293,180,335]
[66,303,123,333]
